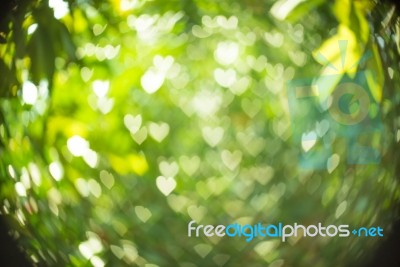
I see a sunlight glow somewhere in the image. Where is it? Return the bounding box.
[22,81,38,105]
[49,0,69,19]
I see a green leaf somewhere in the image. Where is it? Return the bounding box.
[27,25,55,84]
[0,59,17,97]
[57,22,77,61]
[396,19,400,54]
[365,41,384,102]
[334,0,370,44]
[271,0,325,22]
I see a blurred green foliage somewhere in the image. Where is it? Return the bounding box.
[0,0,400,266]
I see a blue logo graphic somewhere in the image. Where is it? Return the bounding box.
[287,40,383,169]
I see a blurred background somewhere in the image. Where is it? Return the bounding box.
[0,0,399,266]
